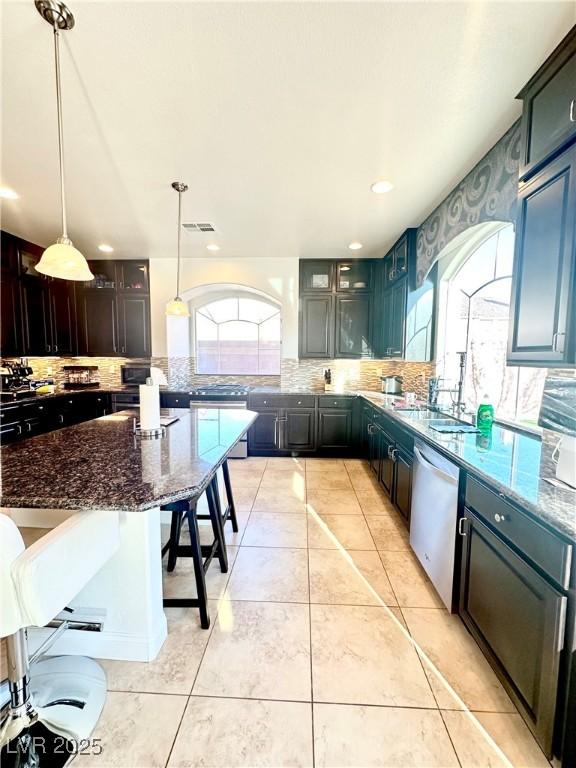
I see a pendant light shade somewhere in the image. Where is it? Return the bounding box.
[166,181,190,317]
[37,238,94,281]
[35,1,93,282]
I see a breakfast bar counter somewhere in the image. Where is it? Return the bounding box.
[0,406,257,661]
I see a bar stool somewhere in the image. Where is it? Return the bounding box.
[161,473,229,630]
[0,512,120,767]
[197,461,239,535]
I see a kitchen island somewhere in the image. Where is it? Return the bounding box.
[0,406,257,660]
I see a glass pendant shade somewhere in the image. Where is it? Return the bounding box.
[166,297,190,317]
[36,238,94,281]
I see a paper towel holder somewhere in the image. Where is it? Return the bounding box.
[132,417,166,440]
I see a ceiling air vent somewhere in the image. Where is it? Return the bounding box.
[182,222,216,233]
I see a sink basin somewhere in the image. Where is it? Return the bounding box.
[394,408,439,420]
[428,420,478,434]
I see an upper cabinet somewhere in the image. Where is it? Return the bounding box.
[508,144,576,365]
[383,230,413,287]
[299,259,375,359]
[518,27,576,181]
[509,27,576,367]
[0,231,151,359]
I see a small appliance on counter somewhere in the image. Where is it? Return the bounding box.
[0,358,36,396]
[121,365,168,387]
[323,368,334,392]
[380,375,403,395]
[63,365,100,389]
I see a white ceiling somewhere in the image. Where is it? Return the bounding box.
[2,1,575,261]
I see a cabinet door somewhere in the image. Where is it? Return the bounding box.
[20,278,51,355]
[368,424,382,477]
[48,280,76,355]
[335,295,372,358]
[521,43,576,178]
[508,145,576,365]
[317,409,351,450]
[248,409,280,452]
[78,290,118,356]
[284,409,316,451]
[300,260,334,292]
[116,261,149,292]
[387,279,407,357]
[336,261,372,291]
[118,294,151,357]
[379,430,395,496]
[393,449,412,522]
[0,272,22,356]
[299,295,333,358]
[460,512,566,755]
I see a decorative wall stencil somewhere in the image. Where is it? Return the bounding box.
[416,120,521,286]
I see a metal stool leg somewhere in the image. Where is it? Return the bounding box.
[222,460,239,533]
[206,479,228,573]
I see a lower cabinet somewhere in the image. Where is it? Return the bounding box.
[317,409,351,450]
[460,479,571,756]
[160,392,192,409]
[249,408,281,452]
[393,445,412,522]
[284,409,316,451]
[0,392,112,443]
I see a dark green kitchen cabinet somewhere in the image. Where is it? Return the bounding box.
[77,290,118,356]
[299,259,375,359]
[507,144,576,365]
[317,409,352,450]
[299,295,333,358]
[393,446,412,522]
[518,27,576,181]
[284,409,316,451]
[335,295,373,358]
[382,279,407,358]
[117,294,151,358]
[460,510,567,756]
[248,408,281,452]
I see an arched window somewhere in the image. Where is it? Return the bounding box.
[195,295,281,375]
[438,225,546,428]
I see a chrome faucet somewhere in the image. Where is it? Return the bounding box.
[428,352,467,415]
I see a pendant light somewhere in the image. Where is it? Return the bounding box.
[35,1,93,281]
[166,182,190,317]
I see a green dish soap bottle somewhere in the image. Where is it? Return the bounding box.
[477,395,494,432]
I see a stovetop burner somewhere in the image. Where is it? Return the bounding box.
[191,384,252,397]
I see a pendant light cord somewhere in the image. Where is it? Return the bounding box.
[176,188,182,298]
[53,25,68,240]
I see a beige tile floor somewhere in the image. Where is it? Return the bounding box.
[82,458,549,767]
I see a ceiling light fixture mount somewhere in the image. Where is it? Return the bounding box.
[34,1,93,281]
[166,181,190,317]
[348,242,363,251]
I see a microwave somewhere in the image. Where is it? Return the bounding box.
[121,365,151,386]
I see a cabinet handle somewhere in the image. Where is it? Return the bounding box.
[263,400,267,404]
[16,424,23,435]
[458,517,468,536]
[390,448,398,462]
[46,344,52,353]
[54,344,58,353]
[58,415,64,424]
[494,513,506,524]
[297,400,302,405]
[38,406,43,411]
[570,98,575,123]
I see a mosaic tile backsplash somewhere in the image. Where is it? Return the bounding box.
[20,355,433,396]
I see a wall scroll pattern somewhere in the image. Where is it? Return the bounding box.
[415,120,521,286]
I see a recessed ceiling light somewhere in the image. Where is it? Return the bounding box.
[348,242,363,251]
[0,187,19,200]
[98,244,114,253]
[371,180,394,194]
[206,244,220,252]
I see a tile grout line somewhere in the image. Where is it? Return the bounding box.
[304,460,317,768]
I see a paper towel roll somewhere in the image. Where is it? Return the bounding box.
[139,380,160,431]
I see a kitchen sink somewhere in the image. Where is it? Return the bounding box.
[427,419,478,434]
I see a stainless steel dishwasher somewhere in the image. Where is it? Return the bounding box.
[410,440,460,610]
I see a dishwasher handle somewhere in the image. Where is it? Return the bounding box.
[413,446,459,487]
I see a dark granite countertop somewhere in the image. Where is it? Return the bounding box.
[359,392,575,542]
[0,385,153,405]
[0,407,257,512]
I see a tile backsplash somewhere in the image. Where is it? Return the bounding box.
[20,355,433,396]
